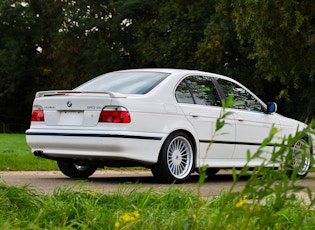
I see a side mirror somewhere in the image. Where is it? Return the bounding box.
[266,102,277,114]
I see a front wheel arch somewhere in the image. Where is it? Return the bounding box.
[287,138,312,178]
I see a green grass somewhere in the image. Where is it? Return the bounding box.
[1,108,315,229]
[0,134,58,170]
[0,184,314,229]
[1,132,315,229]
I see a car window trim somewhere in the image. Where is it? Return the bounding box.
[213,77,268,113]
[181,75,223,107]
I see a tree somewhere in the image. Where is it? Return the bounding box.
[44,0,125,89]
[110,0,215,69]
[1,0,314,132]
[232,0,315,120]
[196,1,256,86]
[0,0,40,132]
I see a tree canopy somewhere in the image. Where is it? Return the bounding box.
[0,0,314,132]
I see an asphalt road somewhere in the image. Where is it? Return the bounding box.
[1,170,315,201]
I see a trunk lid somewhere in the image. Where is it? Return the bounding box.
[34,91,125,126]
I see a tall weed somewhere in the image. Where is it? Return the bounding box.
[196,96,315,229]
[0,183,314,229]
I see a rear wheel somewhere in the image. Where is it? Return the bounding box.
[206,168,220,177]
[290,139,311,177]
[151,132,194,183]
[57,160,97,178]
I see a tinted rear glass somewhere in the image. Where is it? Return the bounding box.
[75,71,169,94]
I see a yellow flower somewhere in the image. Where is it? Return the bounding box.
[235,199,248,208]
[134,211,140,217]
[193,214,197,222]
[122,212,135,222]
[116,210,140,228]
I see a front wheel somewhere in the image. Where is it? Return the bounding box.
[57,160,97,178]
[151,132,194,183]
[288,139,312,178]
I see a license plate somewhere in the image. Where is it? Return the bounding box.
[59,111,83,125]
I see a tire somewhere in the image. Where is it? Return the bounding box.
[196,168,220,178]
[57,160,97,178]
[151,132,194,183]
[288,139,311,178]
[206,168,220,177]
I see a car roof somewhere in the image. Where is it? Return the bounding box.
[116,68,264,104]
[116,68,240,86]
[116,68,206,74]
[115,68,228,79]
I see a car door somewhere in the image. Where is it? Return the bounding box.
[215,78,281,162]
[175,75,236,160]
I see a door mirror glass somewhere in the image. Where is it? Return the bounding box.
[266,102,277,114]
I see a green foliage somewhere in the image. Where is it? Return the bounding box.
[233,0,315,84]
[0,134,58,170]
[232,0,315,119]
[111,0,214,69]
[0,183,314,229]
[0,0,315,132]
[196,98,315,229]
[1,108,315,229]
[209,119,315,229]
[196,0,255,82]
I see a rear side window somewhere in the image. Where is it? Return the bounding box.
[175,75,221,106]
[75,71,169,94]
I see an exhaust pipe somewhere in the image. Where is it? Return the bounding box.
[34,151,44,157]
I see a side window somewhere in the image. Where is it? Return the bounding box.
[175,75,221,106]
[175,80,194,104]
[217,78,263,112]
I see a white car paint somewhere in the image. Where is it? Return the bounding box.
[25,68,313,182]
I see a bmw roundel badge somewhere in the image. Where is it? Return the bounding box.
[67,101,72,107]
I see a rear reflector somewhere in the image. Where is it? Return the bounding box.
[99,106,131,123]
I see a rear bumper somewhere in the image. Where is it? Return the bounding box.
[26,129,165,164]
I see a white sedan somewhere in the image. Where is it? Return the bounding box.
[26,69,313,183]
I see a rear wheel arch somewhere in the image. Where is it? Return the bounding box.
[168,129,198,166]
[151,129,197,183]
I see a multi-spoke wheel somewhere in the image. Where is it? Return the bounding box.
[57,160,97,178]
[151,132,194,183]
[288,139,311,177]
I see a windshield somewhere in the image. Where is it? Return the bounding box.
[75,71,169,94]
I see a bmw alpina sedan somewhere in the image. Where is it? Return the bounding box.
[26,69,313,183]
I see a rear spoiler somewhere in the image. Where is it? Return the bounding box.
[35,90,126,98]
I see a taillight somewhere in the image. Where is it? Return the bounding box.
[99,106,131,123]
[31,106,45,122]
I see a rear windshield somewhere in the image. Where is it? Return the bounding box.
[75,71,169,94]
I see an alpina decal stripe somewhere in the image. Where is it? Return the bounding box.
[199,139,277,147]
[26,132,162,140]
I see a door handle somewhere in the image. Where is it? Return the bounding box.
[190,113,199,118]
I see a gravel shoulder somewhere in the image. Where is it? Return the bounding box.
[0,170,314,204]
